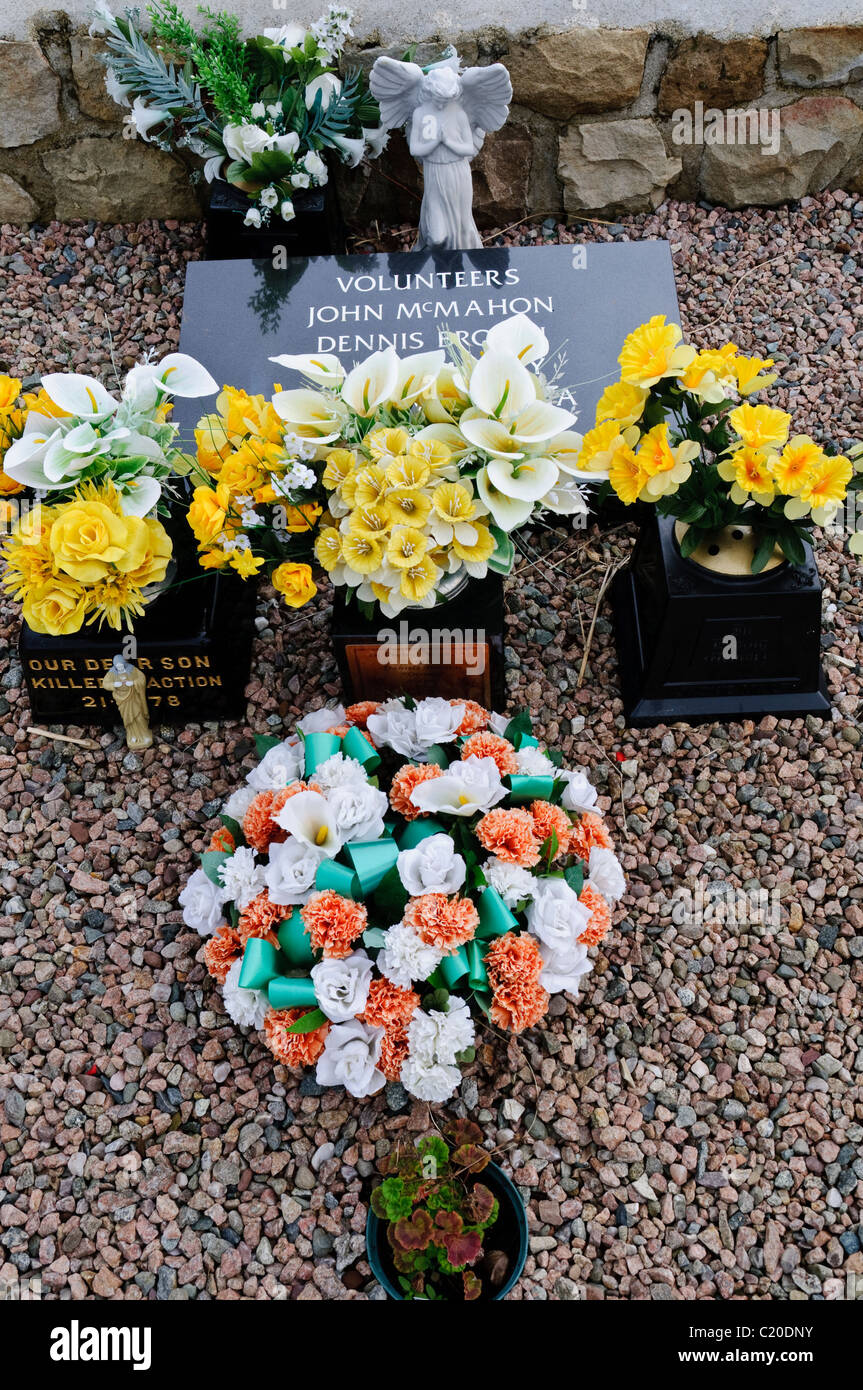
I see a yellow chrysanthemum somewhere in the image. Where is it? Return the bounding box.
[717,446,776,503]
[342,532,385,574]
[386,525,428,569]
[315,526,343,571]
[608,442,647,505]
[594,381,649,429]
[618,316,695,388]
[322,448,356,490]
[387,488,432,527]
[399,555,441,602]
[366,427,410,462]
[387,454,431,489]
[729,402,790,451]
[769,436,823,496]
[84,574,147,631]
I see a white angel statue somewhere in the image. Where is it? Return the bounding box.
[370,52,512,252]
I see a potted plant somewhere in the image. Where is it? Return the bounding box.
[0,356,256,726]
[93,2,386,258]
[572,316,863,724]
[366,1122,528,1300]
[265,313,589,700]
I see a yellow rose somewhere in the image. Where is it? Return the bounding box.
[195,415,232,474]
[271,561,316,608]
[188,484,230,546]
[219,445,266,495]
[124,517,173,588]
[50,500,137,583]
[0,468,24,497]
[22,577,90,635]
[0,376,22,413]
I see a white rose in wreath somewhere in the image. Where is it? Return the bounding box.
[222,122,271,164]
[587,846,625,902]
[178,867,226,936]
[538,937,593,996]
[311,950,375,1023]
[264,837,323,906]
[415,696,465,749]
[315,1019,385,1097]
[296,704,345,734]
[397,834,466,896]
[246,738,304,791]
[526,877,591,955]
[561,769,599,815]
[327,782,388,843]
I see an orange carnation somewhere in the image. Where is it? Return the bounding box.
[378,1027,410,1082]
[453,699,490,736]
[300,889,367,958]
[203,924,243,983]
[530,800,572,857]
[389,761,443,820]
[569,811,614,861]
[238,891,283,947]
[242,789,292,853]
[360,977,419,1082]
[403,892,479,953]
[484,931,548,1034]
[462,732,518,776]
[345,700,380,728]
[208,826,235,853]
[475,808,540,867]
[578,882,612,947]
[264,1007,330,1068]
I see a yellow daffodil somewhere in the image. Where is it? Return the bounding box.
[198,547,231,569]
[230,548,266,579]
[608,442,648,505]
[271,561,316,607]
[636,424,699,499]
[734,355,777,395]
[576,420,629,475]
[431,482,475,524]
[680,347,737,403]
[618,316,695,388]
[408,436,452,476]
[365,427,410,461]
[386,525,428,569]
[386,455,431,490]
[387,488,432,527]
[349,503,392,540]
[352,465,389,508]
[342,532,385,574]
[729,402,790,451]
[399,554,441,603]
[717,446,776,505]
[798,454,852,521]
[322,447,356,490]
[849,532,863,557]
[315,527,343,571]
[769,436,823,496]
[452,521,496,570]
[594,381,649,429]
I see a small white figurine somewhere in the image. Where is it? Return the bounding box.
[370,51,512,252]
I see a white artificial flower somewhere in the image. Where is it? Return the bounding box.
[332,133,365,166]
[397,834,466,897]
[587,847,625,903]
[178,868,226,936]
[297,704,345,734]
[488,712,509,736]
[302,150,328,183]
[408,996,474,1067]
[400,1057,461,1103]
[367,696,463,759]
[316,1019,385,1098]
[222,122,271,164]
[526,877,591,956]
[267,102,282,119]
[362,125,389,157]
[274,789,343,857]
[514,745,557,777]
[305,73,342,110]
[223,785,257,822]
[409,756,506,818]
[415,697,465,747]
[246,738,304,791]
[327,783,388,844]
[264,837,323,906]
[280,198,296,222]
[104,66,132,108]
[122,96,169,142]
[244,206,262,228]
[311,950,375,1023]
[250,101,267,119]
[538,937,593,996]
[222,959,268,1030]
[482,857,536,908]
[483,313,549,366]
[561,769,599,815]
[310,752,367,793]
[263,22,308,48]
[217,846,266,911]
[260,185,279,209]
[290,171,310,189]
[266,131,300,157]
[378,922,443,990]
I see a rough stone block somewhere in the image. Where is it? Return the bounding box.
[658,36,769,114]
[0,173,39,223]
[41,136,201,221]
[507,28,649,119]
[560,117,681,216]
[777,27,863,87]
[0,39,61,148]
[70,33,121,122]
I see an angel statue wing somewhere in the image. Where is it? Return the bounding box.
[461,63,512,133]
[369,56,425,129]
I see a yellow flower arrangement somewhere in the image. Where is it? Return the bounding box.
[578,317,860,571]
[0,376,27,498]
[1,482,171,634]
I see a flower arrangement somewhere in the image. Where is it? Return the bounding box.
[370,1122,506,1300]
[93,3,384,227]
[187,383,324,604]
[181,697,622,1103]
[269,313,588,617]
[0,353,217,633]
[0,376,30,504]
[575,315,863,571]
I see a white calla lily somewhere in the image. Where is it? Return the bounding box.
[332,133,366,167]
[506,400,577,443]
[40,373,118,421]
[459,414,526,458]
[271,388,344,440]
[268,352,345,385]
[116,475,163,516]
[475,467,535,531]
[410,756,507,818]
[483,313,549,365]
[468,351,536,419]
[541,475,589,516]
[487,454,559,501]
[274,789,343,857]
[148,353,218,398]
[1,426,64,488]
[545,429,586,475]
[341,347,399,417]
[390,351,446,407]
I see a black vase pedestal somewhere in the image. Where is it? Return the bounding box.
[331,575,505,709]
[611,514,830,727]
[205,182,345,260]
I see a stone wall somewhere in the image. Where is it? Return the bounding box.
[1,13,863,226]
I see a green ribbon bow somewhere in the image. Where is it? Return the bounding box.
[238,909,318,1009]
[505,773,555,803]
[303,726,381,777]
[427,886,517,998]
[398,817,448,850]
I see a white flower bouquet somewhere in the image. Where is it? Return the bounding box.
[181,696,622,1103]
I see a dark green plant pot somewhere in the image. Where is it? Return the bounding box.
[365,1160,529,1301]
